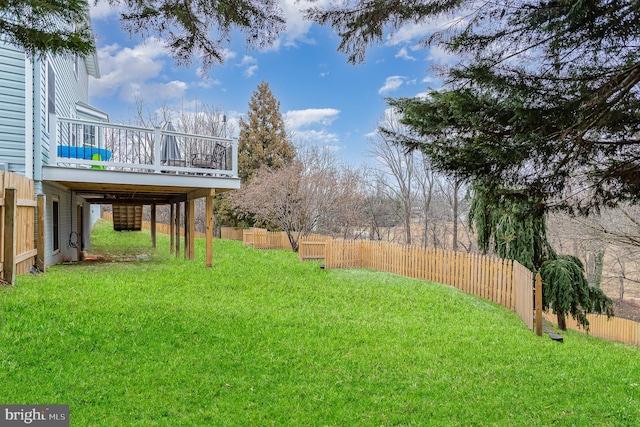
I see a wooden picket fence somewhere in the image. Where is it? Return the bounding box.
[242,228,331,254]
[0,172,37,283]
[298,236,332,261]
[251,228,292,250]
[221,227,243,241]
[543,311,640,347]
[220,225,640,346]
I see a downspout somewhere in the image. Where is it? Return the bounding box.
[25,54,33,180]
[32,57,43,194]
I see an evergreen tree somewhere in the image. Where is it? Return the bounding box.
[308,0,633,329]
[309,0,640,212]
[0,0,95,57]
[469,185,613,330]
[1,0,284,70]
[238,81,296,183]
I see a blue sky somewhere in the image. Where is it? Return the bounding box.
[88,1,457,166]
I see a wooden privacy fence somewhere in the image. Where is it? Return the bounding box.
[543,311,640,347]
[251,228,292,250]
[298,235,332,261]
[221,227,243,241]
[225,226,640,346]
[0,172,37,283]
[242,228,292,250]
[324,239,535,330]
[242,228,332,254]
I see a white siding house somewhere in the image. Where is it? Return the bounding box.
[0,37,104,265]
[0,15,239,270]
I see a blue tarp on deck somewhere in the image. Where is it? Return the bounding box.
[57,146,112,161]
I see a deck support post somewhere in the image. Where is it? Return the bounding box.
[150,204,157,248]
[169,203,175,254]
[187,198,195,260]
[183,200,189,259]
[175,202,181,258]
[205,191,215,268]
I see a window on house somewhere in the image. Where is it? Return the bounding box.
[74,55,79,79]
[83,125,96,146]
[47,62,56,132]
[52,199,60,252]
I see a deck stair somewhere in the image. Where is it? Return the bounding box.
[112,204,143,231]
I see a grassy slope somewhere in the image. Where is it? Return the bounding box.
[1,220,639,426]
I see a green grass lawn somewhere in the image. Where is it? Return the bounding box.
[1,220,639,426]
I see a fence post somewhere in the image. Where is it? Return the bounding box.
[536,273,543,336]
[3,188,17,284]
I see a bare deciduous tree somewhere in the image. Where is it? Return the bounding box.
[231,146,364,251]
[367,110,416,244]
[547,205,640,304]
[359,170,397,241]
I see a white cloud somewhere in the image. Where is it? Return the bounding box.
[132,80,188,102]
[279,0,318,46]
[364,130,377,139]
[89,0,121,20]
[395,47,416,61]
[90,38,188,102]
[427,45,457,65]
[293,129,340,145]
[221,48,237,62]
[387,15,466,46]
[239,55,257,66]
[244,65,259,77]
[388,22,431,46]
[378,76,405,94]
[284,107,341,147]
[284,108,340,129]
[197,78,221,89]
[236,55,259,77]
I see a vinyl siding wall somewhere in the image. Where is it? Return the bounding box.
[0,43,26,173]
[33,50,95,265]
[1,28,100,268]
[36,50,96,265]
[43,182,93,265]
[36,52,91,168]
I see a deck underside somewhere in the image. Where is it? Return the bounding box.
[42,166,240,204]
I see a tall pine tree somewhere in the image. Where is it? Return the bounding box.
[310,0,640,212]
[308,0,635,330]
[238,81,296,183]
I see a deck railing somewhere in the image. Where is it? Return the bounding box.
[49,115,238,177]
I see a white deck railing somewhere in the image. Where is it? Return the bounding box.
[49,115,238,177]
